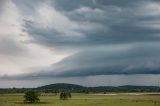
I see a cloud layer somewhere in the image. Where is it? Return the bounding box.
[1,0,160,87]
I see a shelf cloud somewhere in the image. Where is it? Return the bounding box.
[1,0,160,87]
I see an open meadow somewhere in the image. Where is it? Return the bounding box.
[0,93,160,106]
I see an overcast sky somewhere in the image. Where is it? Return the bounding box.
[1,0,160,88]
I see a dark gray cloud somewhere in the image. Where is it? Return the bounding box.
[20,0,160,48]
[8,0,160,80]
[52,0,97,11]
[2,43,160,80]
[38,43,160,77]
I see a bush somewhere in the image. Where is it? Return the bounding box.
[60,92,72,100]
[24,91,40,103]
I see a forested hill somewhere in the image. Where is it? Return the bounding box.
[38,83,85,90]
[37,83,160,93]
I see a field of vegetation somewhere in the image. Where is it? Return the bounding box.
[0,93,160,106]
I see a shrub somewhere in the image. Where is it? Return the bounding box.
[24,91,40,103]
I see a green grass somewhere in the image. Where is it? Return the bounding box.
[0,93,160,106]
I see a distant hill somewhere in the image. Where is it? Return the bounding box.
[37,83,160,93]
[37,83,85,92]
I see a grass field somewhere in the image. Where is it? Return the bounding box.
[0,93,160,106]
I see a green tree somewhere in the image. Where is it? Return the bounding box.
[24,91,40,103]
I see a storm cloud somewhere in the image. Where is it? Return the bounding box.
[1,0,160,87]
[21,0,160,47]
